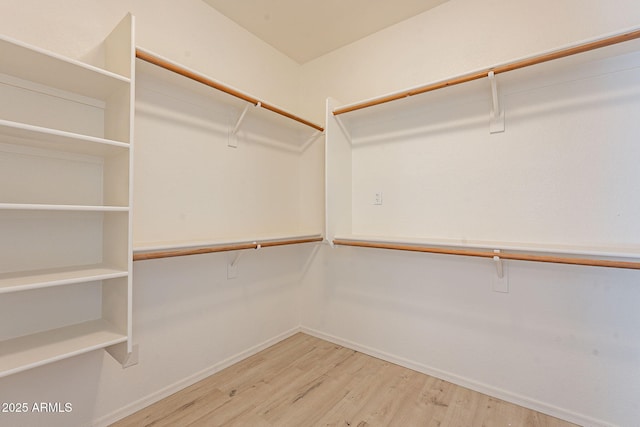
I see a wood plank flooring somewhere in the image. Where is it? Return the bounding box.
[111,333,578,427]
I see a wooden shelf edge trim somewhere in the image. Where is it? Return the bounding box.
[332,239,640,270]
[133,236,324,261]
[333,28,640,115]
[135,48,324,132]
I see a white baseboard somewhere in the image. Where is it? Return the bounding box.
[94,325,615,427]
[93,327,301,427]
[300,326,615,427]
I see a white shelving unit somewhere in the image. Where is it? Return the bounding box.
[0,14,135,377]
[326,30,640,267]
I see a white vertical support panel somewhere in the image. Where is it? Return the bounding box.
[124,14,135,358]
[102,150,130,207]
[105,87,132,143]
[102,277,129,336]
[103,210,132,363]
[298,130,326,235]
[325,98,352,241]
[104,13,135,362]
[104,14,134,144]
[103,276,134,366]
[102,212,130,271]
[104,13,134,79]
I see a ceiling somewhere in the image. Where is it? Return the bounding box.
[202,0,449,64]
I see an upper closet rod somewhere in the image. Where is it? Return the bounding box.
[136,48,324,132]
[333,28,640,115]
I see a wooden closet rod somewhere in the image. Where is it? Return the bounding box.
[332,239,640,270]
[136,49,324,132]
[133,236,324,261]
[333,28,640,115]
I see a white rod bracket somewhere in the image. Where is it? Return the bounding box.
[227,251,243,279]
[228,102,261,148]
[227,242,261,278]
[232,104,251,135]
[493,250,503,278]
[300,130,324,152]
[334,115,352,143]
[488,71,505,134]
[492,249,509,293]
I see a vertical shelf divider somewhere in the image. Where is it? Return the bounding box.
[325,97,352,243]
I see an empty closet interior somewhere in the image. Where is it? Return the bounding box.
[1,3,639,427]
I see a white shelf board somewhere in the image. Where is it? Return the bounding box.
[0,119,130,154]
[335,234,640,260]
[0,35,130,101]
[0,265,128,294]
[134,232,324,253]
[0,203,129,212]
[0,319,127,378]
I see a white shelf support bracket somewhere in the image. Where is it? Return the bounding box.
[488,71,505,134]
[106,343,139,368]
[228,102,261,148]
[492,249,509,293]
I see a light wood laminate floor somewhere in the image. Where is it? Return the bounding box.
[112,333,578,427]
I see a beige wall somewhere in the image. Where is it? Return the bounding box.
[299,1,640,426]
[299,0,640,122]
[1,1,640,425]
[0,0,301,112]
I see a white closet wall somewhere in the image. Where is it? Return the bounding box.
[300,1,640,425]
[0,2,313,427]
[328,39,640,254]
[133,57,323,249]
[300,0,640,122]
[0,0,301,114]
[0,0,639,426]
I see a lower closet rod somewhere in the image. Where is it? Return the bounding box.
[332,239,640,270]
[134,236,324,261]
